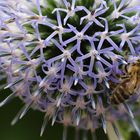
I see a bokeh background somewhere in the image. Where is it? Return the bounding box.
[0,0,140,140]
[0,89,139,140]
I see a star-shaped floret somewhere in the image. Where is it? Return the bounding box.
[94,18,123,51]
[78,3,109,26]
[52,0,81,25]
[63,22,95,55]
[117,23,140,55]
[44,10,72,45]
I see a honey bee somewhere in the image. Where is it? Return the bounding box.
[110,62,140,105]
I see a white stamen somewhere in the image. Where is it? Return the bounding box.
[74,78,78,86]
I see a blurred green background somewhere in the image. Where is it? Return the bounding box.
[0,90,139,140]
[0,95,105,140]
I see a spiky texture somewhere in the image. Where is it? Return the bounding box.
[0,0,140,139]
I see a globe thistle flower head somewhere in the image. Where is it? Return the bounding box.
[0,0,140,139]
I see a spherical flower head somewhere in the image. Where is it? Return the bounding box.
[0,0,140,139]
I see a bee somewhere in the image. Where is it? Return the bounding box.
[110,62,140,105]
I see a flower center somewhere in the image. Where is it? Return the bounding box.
[76,32,84,40]
[121,33,130,41]
[111,9,121,19]
[63,50,71,59]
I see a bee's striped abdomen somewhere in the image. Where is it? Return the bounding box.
[110,86,130,105]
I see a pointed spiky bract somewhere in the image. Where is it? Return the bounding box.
[0,0,140,138]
